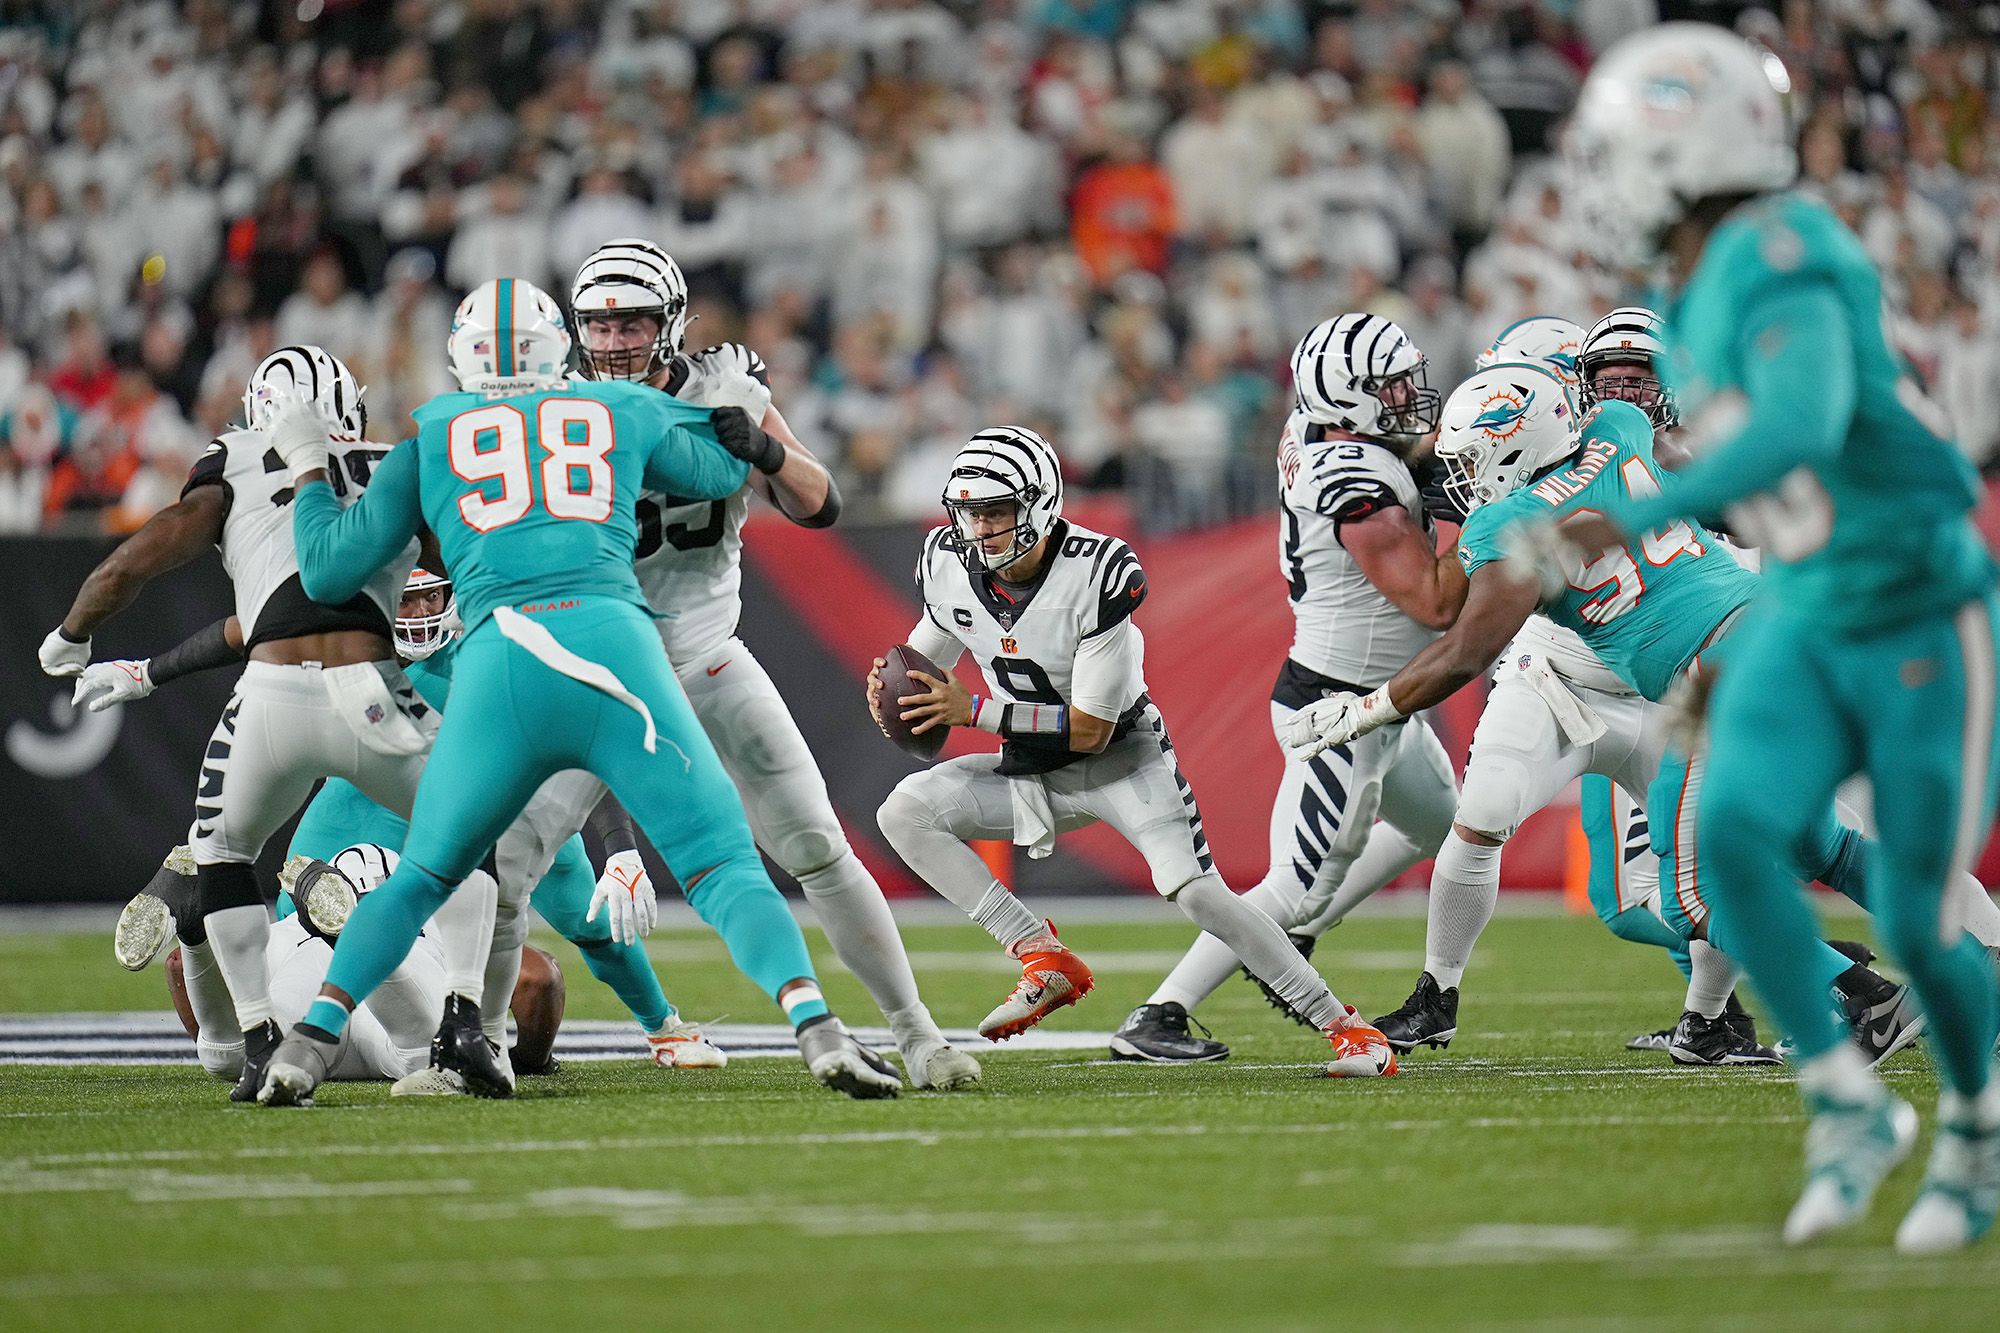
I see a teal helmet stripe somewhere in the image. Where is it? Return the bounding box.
[496,278,515,377]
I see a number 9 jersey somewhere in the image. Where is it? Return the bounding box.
[1458,399,1757,702]
[911,518,1150,776]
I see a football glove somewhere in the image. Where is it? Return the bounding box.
[265,384,334,484]
[689,343,774,419]
[1281,688,1402,760]
[73,659,155,712]
[710,406,785,474]
[1412,457,1468,526]
[39,627,91,677]
[587,849,657,947]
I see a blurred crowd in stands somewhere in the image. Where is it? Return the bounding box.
[2,0,1999,536]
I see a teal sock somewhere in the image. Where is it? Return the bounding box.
[576,936,672,1032]
[322,863,456,1015]
[1703,821,1849,1061]
[1605,903,1694,975]
[303,997,350,1038]
[1800,816,1869,908]
[684,860,821,1013]
[1876,852,2000,1095]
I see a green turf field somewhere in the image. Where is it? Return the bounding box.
[1,909,1993,1331]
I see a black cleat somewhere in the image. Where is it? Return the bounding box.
[1668,1008,1784,1066]
[1835,966,1927,1069]
[1625,1025,1674,1052]
[1109,1002,1230,1062]
[1373,972,1458,1053]
[431,994,515,1098]
[510,1049,562,1077]
[1828,938,1876,969]
[1240,934,1319,1027]
[230,1019,283,1103]
[1720,991,1760,1046]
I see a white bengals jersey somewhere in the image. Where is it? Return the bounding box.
[183,429,413,649]
[1276,411,1440,689]
[915,518,1149,775]
[629,343,768,661]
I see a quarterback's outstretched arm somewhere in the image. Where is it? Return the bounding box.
[292,442,424,604]
[1600,284,1855,535]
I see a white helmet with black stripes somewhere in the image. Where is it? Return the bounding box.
[570,238,690,382]
[330,843,399,894]
[1290,314,1440,448]
[1578,306,1678,428]
[1476,315,1586,388]
[448,277,573,395]
[940,426,1064,575]
[1433,363,1582,514]
[244,345,366,443]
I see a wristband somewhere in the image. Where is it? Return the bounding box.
[1357,686,1404,731]
[1001,702,1068,740]
[971,694,1002,735]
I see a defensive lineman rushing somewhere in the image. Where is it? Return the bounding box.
[565,239,977,1091]
[872,424,1399,1077]
[1111,314,1460,1062]
[1546,23,2000,1250]
[37,346,500,1102]
[254,277,898,1103]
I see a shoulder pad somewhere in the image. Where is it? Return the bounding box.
[1083,537,1146,638]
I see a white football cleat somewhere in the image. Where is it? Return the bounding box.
[114,893,174,971]
[798,1018,901,1099]
[1896,1091,2000,1254]
[646,1015,728,1068]
[908,1042,982,1092]
[1783,1091,1918,1245]
[391,1066,471,1097]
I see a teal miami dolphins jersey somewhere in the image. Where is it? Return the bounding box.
[1461,399,1758,701]
[292,379,748,631]
[1634,192,1994,630]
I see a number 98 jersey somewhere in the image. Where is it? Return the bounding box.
[183,426,409,649]
[914,518,1150,775]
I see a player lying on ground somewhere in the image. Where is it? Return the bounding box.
[560,239,976,1090]
[94,569,728,1080]
[1109,315,1459,1063]
[871,425,1398,1077]
[255,277,898,1103]
[1287,360,1974,1067]
[1539,22,2000,1251]
[38,346,500,1103]
[151,843,568,1083]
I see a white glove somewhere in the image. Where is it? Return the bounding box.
[265,384,335,484]
[39,627,91,678]
[687,345,773,420]
[1496,517,1581,602]
[73,659,155,712]
[586,849,657,947]
[1281,688,1403,761]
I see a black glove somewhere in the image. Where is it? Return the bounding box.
[1412,458,1468,526]
[710,406,786,474]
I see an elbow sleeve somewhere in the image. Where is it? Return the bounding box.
[791,473,842,529]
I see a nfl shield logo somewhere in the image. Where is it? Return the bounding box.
[365,703,385,724]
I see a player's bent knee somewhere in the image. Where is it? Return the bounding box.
[783,831,850,884]
[876,787,941,850]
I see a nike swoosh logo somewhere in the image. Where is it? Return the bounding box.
[1862,1008,1901,1044]
[1021,984,1046,1006]
[707,660,732,676]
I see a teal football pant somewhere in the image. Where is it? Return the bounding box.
[1697,594,2000,1092]
[315,597,819,1033]
[1580,775,1691,976]
[288,768,674,1033]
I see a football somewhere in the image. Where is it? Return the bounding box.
[872,643,950,760]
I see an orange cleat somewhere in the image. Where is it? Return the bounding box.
[1324,1012,1398,1078]
[978,932,1095,1042]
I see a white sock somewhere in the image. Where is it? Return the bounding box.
[481,944,523,1047]
[205,903,275,1030]
[1149,873,1305,1011]
[1799,1041,1882,1105]
[434,869,499,1002]
[1294,822,1430,936]
[1174,875,1342,1030]
[1955,873,2000,949]
[972,880,1044,953]
[1423,832,1504,989]
[180,938,245,1076]
[798,852,938,1045]
[1684,938,1737,1018]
